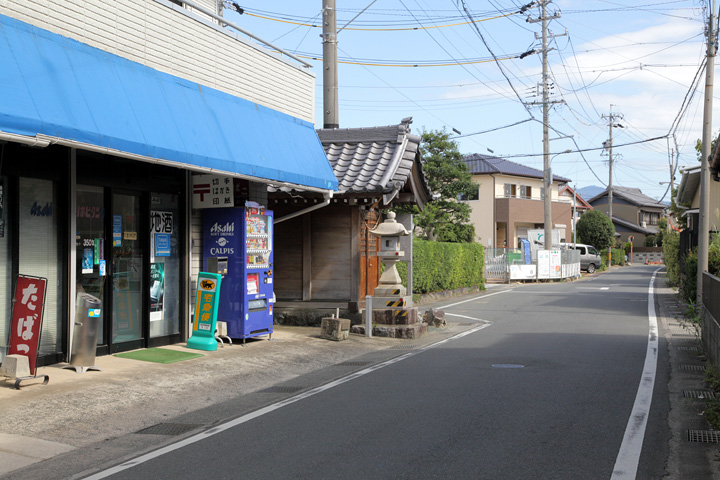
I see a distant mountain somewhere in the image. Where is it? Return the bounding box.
[576,185,604,200]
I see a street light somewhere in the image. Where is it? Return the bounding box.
[544,149,573,250]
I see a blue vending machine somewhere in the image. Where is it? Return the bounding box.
[202,205,274,342]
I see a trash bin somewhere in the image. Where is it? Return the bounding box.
[65,293,102,373]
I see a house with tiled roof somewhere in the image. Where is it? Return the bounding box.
[587,186,667,245]
[559,185,593,241]
[270,117,431,311]
[462,153,573,250]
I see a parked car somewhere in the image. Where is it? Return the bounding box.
[562,243,601,273]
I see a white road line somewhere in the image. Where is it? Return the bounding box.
[83,322,492,479]
[610,268,661,480]
[439,288,511,309]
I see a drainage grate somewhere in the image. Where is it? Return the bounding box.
[683,390,717,400]
[259,386,305,394]
[681,364,706,373]
[688,430,720,443]
[677,346,699,352]
[336,361,372,367]
[672,334,697,338]
[390,344,419,350]
[667,323,683,327]
[136,423,202,436]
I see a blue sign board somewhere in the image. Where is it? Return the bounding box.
[113,215,122,246]
[155,233,171,257]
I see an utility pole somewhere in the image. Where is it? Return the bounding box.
[601,107,623,265]
[527,1,562,250]
[698,0,716,305]
[322,0,339,129]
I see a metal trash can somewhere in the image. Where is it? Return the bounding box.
[65,293,102,373]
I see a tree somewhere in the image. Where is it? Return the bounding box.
[403,129,477,242]
[576,210,615,251]
[669,187,688,230]
[644,234,658,247]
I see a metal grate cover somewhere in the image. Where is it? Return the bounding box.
[136,423,202,436]
[688,430,720,443]
[681,364,706,372]
[676,346,699,351]
[683,390,717,400]
[260,386,305,394]
[336,361,372,367]
[672,334,698,338]
[390,344,419,350]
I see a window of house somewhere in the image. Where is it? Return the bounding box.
[504,184,517,198]
[519,185,532,199]
[459,185,479,201]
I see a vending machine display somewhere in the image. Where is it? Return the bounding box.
[202,206,274,342]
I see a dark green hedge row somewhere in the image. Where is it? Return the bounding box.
[397,239,485,294]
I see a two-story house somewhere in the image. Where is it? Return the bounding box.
[0,1,338,365]
[559,185,593,241]
[463,154,572,250]
[587,187,666,245]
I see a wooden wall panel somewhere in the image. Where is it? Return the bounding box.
[311,207,352,300]
[273,216,303,300]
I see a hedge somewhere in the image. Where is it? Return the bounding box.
[397,239,485,295]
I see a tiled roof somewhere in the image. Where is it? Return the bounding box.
[676,166,700,204]
[559,185,593,209]
[462,153,572,183]
[588,186,666,208]
[612,216,658,235]
[317,117,430,205]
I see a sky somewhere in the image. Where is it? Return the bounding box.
[221,0,717,201]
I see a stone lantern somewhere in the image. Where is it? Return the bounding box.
[370,212,409,296]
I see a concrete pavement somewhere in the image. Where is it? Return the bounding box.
[0,270,718,478]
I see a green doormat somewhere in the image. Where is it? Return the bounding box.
[114,348,204,364]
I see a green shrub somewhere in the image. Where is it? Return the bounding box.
[680,248,698,304]
[611,248,626,266]
[706,364,720,430]
[397,239,484,294]
[663,231,680,286]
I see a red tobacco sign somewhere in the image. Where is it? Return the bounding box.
[8,275,47,375]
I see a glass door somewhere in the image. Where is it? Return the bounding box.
[76,186,107,347]
[111,192,144,347]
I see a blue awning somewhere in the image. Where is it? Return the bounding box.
[0,14,338,192]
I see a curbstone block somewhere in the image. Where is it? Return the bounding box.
[1,355,31,379]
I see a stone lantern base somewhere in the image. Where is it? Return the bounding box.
[350,296,428,339]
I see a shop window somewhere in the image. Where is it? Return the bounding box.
[150,193,180,338]
[18,178,62,358]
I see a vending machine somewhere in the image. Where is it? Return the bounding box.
[202,205,274,342]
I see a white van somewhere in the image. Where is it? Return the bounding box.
[563,243,601,273]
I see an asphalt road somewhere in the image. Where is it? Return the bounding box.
[86,265,669,480]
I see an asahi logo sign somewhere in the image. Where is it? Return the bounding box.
[209,222,235,255]
[210,222,234,235]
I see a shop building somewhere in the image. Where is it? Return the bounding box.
[0,1,337,365]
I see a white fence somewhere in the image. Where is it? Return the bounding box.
[485,248,580,283]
